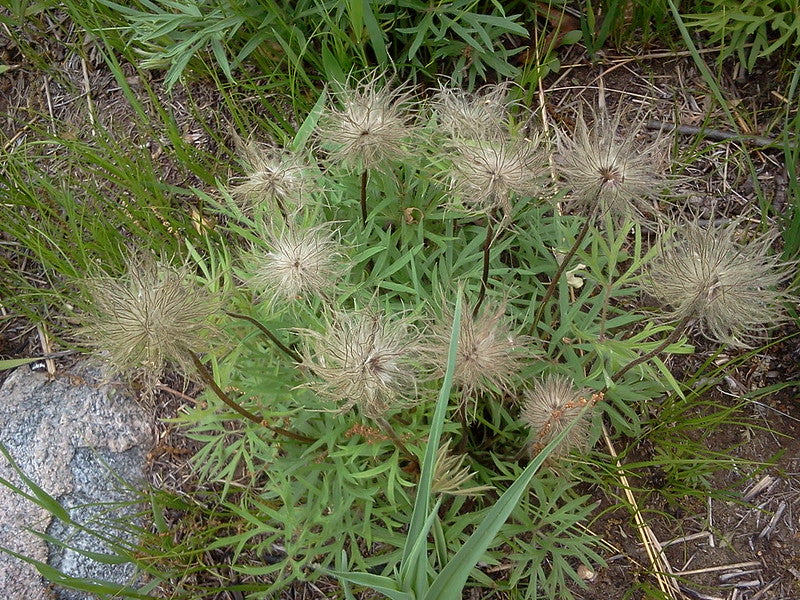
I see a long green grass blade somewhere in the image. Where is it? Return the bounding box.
[401,291,462,596]
[423,405,590,600]
[0,544,157,598]
[0,357,42,370]
[0,444,70,522]
[290,89,327,153]
[324,570,412,600]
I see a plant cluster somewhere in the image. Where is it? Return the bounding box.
[682,0,800,71]
[42,72,791,599]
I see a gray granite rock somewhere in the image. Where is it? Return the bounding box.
[0,361,153,599]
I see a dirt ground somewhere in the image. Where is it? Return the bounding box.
[1,15,799,600]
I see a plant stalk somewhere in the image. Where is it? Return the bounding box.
[189,352,314,443]
[360,169,368,225]
[528,217,592,337]
[473,219,494,317]
[604,314,693,391]
[376,416,418,467]
[226,311,302,363]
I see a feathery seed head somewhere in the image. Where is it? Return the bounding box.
[244,223,345,304]
[431,439,493,496]
[645,218,794,348]
[317,71,416,172]
[521,375,598,458]
[434,82,517,141]
[301,309,422,419]
[427,298,532,400]
[448,135,548,218]
[230,141,316,213]
[74,254,219,386]
[555,107,672,221]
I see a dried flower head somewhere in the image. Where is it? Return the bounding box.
[74,254,219,386]
[555,107,672,221]
[244,223,345,303]
[300,309,422,419]
[645,218,794,348]
[448,135,547,218]
[230,140,316,213]
[434,82,517,141]
[427,298,532,401]
[317,71,415,172]
[521,375,598,458]
[431,439,493,496]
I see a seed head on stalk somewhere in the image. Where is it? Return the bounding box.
[554,106,673,221]
[521,375,599,458]
[243,223,345,304]
[645,217,794,348]
[230,140,317,215]
[317,70,416,173]
[300,308,423,419]
[74,253,220,392]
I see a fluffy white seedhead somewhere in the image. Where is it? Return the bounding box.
[75,254,219,387]
[448,135,548,219]
[427,298,532,402]
[521,375,598,458]
[645,218,794,348]
[317,71,416,172]
[245,223,345,304]
[301,309,422,419]
[555,106,672,221]
[230,141,316,213]
[434,82,518,141]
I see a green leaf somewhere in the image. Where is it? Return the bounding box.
[401,291,462,596]
[361,0,388,65]
[423,404,590,600]
[290,88,327,153]
[325,570,412,600]
[0,444,70,522]
[0,545,157,598]
[0,357,42,370]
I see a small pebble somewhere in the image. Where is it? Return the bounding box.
[577,564,596,581]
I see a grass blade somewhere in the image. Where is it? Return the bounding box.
[401,291,462,595]
[423,405,590,600]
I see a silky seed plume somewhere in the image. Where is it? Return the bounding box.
[645,217,794,348]
[300,309,422,419]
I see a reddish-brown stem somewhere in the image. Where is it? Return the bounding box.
[360,169,368,225]
[376,416,418,467]
[473,219,494,318]
[189,352,314,444]
[225,311,302,363]
[603,314,693,393]
[528,217,592,337]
